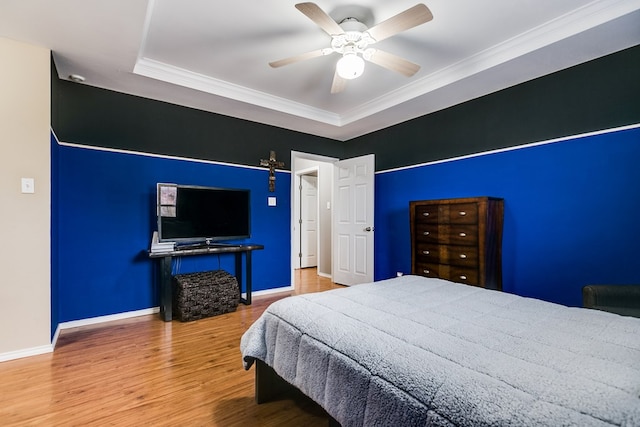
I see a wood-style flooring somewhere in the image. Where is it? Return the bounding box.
[0,268,343,426]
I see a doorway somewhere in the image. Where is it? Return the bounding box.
[290,151,376,287]
[290,151,337,287]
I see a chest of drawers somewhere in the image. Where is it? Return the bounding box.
[410,197,504,290]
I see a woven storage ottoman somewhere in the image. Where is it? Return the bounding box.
[172,270,240,321]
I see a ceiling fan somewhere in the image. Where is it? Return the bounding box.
[269,2,433,94]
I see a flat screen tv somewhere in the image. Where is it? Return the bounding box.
[157,183,250,243]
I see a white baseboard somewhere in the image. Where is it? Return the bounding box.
[0,344,53,363]
[58,307,160,332]
[51,325,61,350]
[55,289,291,333]
[0,307,161,363]
[1,292,292,363]
[243,285,294,299]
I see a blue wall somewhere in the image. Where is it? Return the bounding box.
[54,125,639,322]
[56,144,290,322]
[374,126,640,307]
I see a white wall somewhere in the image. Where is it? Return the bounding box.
[291,153,335,278]
[315,161,333,276]
[0,38,51,359]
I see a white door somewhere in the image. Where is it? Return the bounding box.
[333,154,375,286]
[300,175,318,268]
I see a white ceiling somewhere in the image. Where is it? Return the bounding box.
[2,0,639,141]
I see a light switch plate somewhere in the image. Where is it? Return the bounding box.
[268,196,277,206]
[21,178,35,193]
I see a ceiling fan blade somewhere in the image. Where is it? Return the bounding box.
[366,49,420,77]
[330,70,348,94]
[269,48,332,68]
[366,4,433,42]
[295,2,344,36]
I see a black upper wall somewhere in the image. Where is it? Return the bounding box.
[52,45,640,171]
[51,79,345,170]
[345,45,640,170]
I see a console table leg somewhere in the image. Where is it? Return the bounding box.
[159,256,172,321]
[236,253,245,304]
[245,251,252,305]
[237,251,252,305]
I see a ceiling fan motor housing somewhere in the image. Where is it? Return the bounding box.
[332,18,374,53]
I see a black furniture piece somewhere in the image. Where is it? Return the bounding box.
[172,270,239,321]
[582,284,640,318]
[149,244,264,321]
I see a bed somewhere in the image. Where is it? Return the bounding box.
[240,275,640,426]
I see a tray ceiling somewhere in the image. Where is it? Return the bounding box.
[1,0,639,141]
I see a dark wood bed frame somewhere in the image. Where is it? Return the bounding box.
[255,359,340,426]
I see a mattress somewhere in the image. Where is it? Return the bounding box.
[241,275,640,426]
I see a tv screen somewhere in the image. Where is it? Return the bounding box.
[157,183,250,243]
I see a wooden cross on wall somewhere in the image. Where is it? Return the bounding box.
[260,150,284,192]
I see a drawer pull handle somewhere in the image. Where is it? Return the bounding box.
[459,254,467,259]
[459,232,466,237]
[423,231,430,235]
[459,211,467,216]
[422,212,430,217]
[423,269,430,274]
[460,275,467,280]
[422,250,430,255]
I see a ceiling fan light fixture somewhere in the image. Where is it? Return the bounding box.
[336,53,365,80]
[272,3,434,92]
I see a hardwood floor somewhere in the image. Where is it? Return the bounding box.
[0,268,343,426]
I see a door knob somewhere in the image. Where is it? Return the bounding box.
[363,226,374,232]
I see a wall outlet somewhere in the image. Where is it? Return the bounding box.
[21,177,35,193]
[268,196,277,207]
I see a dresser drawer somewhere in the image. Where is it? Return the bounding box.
[444,225,478,245]
[443,245,478,267]
[414,223,438,242]
[445,265,480,286]
[415,243,440,263]
[442,203,478,224]
[415,244,478,267]
[415,243,478,267]
[414,262,440,278]
[414,263,479,286]
[414,205,440,223]
[416,224,478,245]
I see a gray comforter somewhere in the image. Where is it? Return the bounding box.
[240,275,640,426]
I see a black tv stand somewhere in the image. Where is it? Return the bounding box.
[174,241,235,251]
[149,243,264,321]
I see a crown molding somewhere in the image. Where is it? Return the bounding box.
[133,57,342,126]
[339,0,640,125]
[135,0,640,128]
